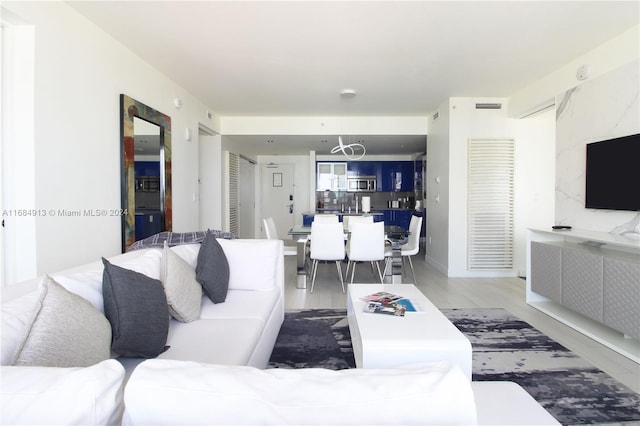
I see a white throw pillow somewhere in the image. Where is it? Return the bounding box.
[124,359,477,425]
[11,276,112,368]
[161,242,202,322]
[1,359,125,426]
[170,243,201,269]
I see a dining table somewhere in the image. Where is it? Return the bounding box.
[288,224,409,289]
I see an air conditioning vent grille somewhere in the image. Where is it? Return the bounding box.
[475,103,502,110]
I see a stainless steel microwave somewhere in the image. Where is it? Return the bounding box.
[136,176,160,192]
[347,176,376,192]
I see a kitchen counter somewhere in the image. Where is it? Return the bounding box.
[305,210,384,216]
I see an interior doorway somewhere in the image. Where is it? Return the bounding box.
[260,163,295,240]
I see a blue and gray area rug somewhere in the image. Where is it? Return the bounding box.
[268,308,640,425]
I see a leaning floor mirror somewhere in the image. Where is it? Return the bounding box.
[120,94,172,252]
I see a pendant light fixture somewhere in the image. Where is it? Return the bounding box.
[332,89,366,160]
[330,135,366,160]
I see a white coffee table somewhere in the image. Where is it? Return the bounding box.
[347,283,472,380]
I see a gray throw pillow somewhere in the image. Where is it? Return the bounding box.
[102,258,169,358]
[195,230,230,303]
[161,241,202,322]
[12,276,112,367]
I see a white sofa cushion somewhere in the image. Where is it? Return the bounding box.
[199,287,280,324]
[158,318,264,365]
[123,359,477,425]
[161,242,202,322]
[1,359,125,426]
[1,291,40,365]
[218,239,279,291]
[12,276,112,368]
[170,243,201,268]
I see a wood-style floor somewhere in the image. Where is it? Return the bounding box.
[282,249,640,393]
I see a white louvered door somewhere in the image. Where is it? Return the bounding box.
[226,152,240,235]
[467,139,514,270]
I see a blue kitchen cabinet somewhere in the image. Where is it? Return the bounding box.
[380,161,414,192]
[347,161,379,178]
[395,210,413,230]
[380,209,413,230]
[134,161,160,177]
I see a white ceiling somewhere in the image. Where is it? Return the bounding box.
[69,1,639,155]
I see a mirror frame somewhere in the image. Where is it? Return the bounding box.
[120,94,172,252]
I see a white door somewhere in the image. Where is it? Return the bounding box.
[261,164,294,240]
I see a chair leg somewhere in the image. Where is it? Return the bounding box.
[375,262,384,284]
[383,257,391,276]
[335,261,345,293]
[407,255,417,285]
[344,260,351,280]
[310,260,318,293]
[350,261,357,284]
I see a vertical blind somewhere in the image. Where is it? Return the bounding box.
[227,152,240,235]
[468,139,514,270]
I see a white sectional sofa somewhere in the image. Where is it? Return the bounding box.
[1,235,558,425]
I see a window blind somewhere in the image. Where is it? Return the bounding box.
[467,139,514,270]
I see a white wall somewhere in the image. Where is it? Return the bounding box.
[512,108,556,275]
[555,60,639,232]
[222,116,428,136]
[509,25,639,118]
[198,134,223,231]
[2,2,220,280]
[447,98,514,277]
[425,102,450,275]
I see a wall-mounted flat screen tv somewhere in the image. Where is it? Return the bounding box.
[585,133,640,211]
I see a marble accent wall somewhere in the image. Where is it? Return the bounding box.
[555,60,639,233]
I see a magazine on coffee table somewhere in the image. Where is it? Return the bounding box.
[360,291,402,304]
[365,301,407,316]
[362,292,417,316]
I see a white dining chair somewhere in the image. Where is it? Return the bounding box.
[401,215,423,284]
[343,214,373,231]
[313,214,339,224]
[345,221,385,284]
[309,222,346,293]
[263,217,298,256]
[384,215,423,284]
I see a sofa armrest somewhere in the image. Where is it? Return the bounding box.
[472,382,559,425]
[1,360,125,426]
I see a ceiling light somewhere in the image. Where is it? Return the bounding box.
[340,89,356,98]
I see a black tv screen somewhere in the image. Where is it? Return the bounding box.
[585,133,640,211]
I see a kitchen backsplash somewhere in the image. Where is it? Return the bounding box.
[316,190,416,210]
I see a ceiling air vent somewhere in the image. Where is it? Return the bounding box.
[475,103,502,110]
[433,111,439,120]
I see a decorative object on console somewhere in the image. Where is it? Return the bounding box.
[610,213,640,238]
[195,230,230,303]
[101,258,170,358]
